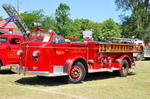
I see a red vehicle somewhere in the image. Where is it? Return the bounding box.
[0,34,23,69]
[12,24,143,83]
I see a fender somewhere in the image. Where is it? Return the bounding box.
[114,54,131,69]
[64,55,87,74]
[0,53,7,66]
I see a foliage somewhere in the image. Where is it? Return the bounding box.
[21,9,45,30]
[20,3,122,42]
[41,15,56,31]
[98,19,121,40]
[55,3,71,37]
[120,15,138,38]
[115,0,150,40]
[64,19,82,41]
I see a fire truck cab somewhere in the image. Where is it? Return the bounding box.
[0,34,23,69]
[12,24,143,83]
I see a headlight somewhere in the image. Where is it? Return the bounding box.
[17,50,22,56]
[33,50,40,57]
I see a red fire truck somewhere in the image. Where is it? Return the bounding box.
[12,23,143,83]
[0,34,23,69]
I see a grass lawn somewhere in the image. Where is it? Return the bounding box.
[0,61,150,99]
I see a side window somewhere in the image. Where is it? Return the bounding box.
[10,38,21,44]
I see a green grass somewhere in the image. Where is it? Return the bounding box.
[0,61,150,99]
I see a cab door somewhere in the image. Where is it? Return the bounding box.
[51,43,68,65]
[7,37,21,64]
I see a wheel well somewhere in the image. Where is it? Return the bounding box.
[73,58,88,73]
[123,57,131,68]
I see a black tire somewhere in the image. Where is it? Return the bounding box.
[119,59,129,77]
[65,62,86,83]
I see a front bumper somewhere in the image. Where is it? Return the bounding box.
[11,65,68,77]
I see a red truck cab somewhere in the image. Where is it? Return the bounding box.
[12,26,143,83]
[0,34,23,69]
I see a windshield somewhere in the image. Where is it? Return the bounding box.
[29,30,52,42]
[28,29,66,44]
[0,37,8,43]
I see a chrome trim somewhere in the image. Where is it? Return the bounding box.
[88,60,94,64]
[54,66,64,73]
[11,65,68,77]
[22,46,87,49]
[25,45,28,67]
[47,73,68,77]
[88,67,119,73]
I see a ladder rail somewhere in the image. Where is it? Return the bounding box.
[2,4,29,33]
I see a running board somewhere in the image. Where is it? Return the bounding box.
[88,68,120,73]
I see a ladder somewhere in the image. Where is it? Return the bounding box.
[2,4,29,33]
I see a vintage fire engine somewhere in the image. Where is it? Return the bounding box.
[0,34,23,69]
[12,23,143,83]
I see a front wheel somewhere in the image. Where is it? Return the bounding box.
[119,59,129,77]
[65,62,86,83]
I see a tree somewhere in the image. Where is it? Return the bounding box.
[115,0,150,40]
[21,9,45,30]
[41,15,56,31]
[21,9,56,31]
[55,3,71,36]
[98,19,121,40]
[70,19,102,41]
[120,15,138,38]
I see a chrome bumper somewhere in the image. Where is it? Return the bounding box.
[11,65,68,77]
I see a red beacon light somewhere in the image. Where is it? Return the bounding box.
[32,23,42,28]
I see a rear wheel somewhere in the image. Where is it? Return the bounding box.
[119,59,129,77]
[65,62,86,83]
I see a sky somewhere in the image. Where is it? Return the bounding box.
[0,0,124,23]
